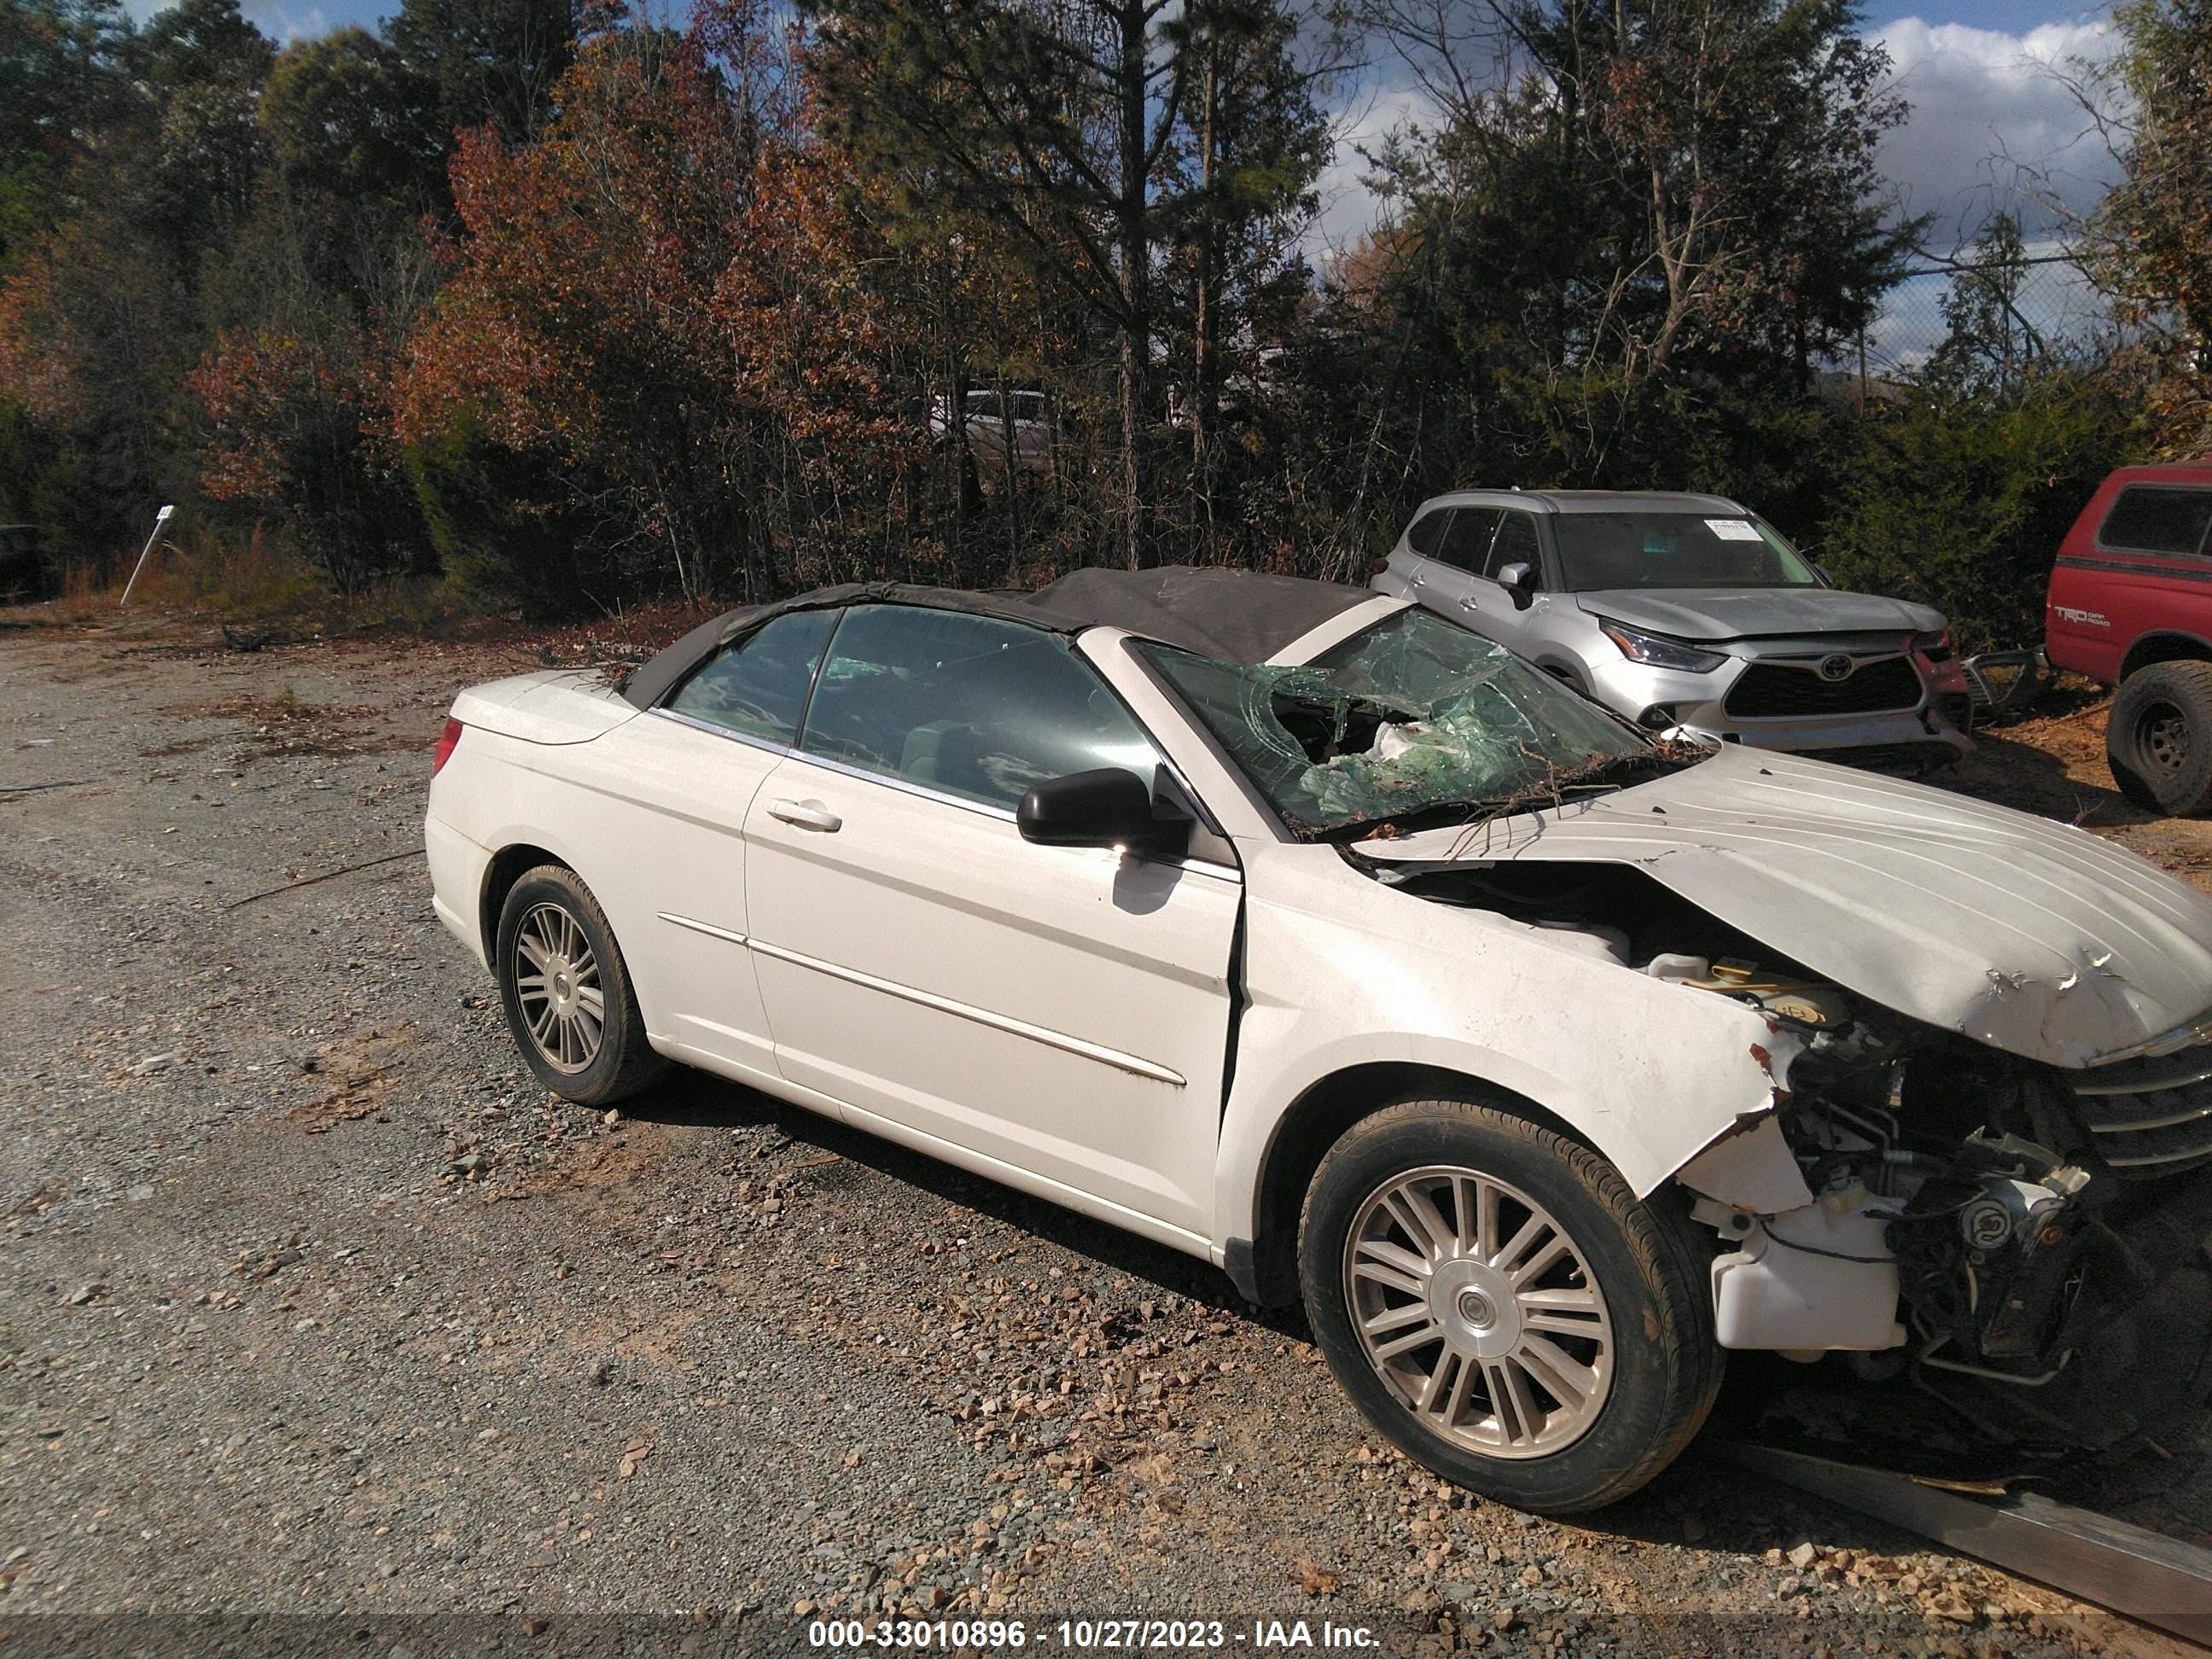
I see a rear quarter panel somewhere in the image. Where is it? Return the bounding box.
[2047,466,2212,683]
[423,721,712,1032]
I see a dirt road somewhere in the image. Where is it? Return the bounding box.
[3,617,2205,1656]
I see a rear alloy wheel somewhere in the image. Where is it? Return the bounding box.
[1301,1098,1722,1514]
[496,865,667,1106]
[2108,661,2212,817]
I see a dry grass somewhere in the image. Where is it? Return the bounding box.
[2,524,325,630]
[1,521,720,670]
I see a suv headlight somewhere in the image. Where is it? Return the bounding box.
[1912,628,1955,662]
[1597,620,1727,673]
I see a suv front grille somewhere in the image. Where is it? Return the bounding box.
[1725,656,1923,719]
[2069,1045,2212,1177]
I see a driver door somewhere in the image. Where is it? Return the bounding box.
[742,604,1241,1241]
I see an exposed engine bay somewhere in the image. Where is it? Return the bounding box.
[1382,857,2212,1453]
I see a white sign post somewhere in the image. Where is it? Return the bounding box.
[119,504,176,608]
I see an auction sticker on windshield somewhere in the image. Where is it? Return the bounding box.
[1703,518,1764,540]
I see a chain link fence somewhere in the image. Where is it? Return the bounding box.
[1838,250,2113,401]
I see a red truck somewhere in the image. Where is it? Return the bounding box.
[2045,462,2212,816]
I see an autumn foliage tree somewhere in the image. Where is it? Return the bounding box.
[189,313,421,591]
[388,25,745,608]
[0,0,2197,626]
[389,3,957,609]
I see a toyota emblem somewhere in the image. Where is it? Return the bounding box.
[1817,653,1854,683]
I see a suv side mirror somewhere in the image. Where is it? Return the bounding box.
[1496,561,1538,608]
[1018,768,1190,858]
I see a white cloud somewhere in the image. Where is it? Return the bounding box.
[1307,82,1438,265]
[1869,15,2124,246]
[1309,13,2130,271]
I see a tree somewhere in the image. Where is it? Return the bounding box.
[390,25,753,607]
[806,0,1330,569]
[0,0,137,259]
[189,311,425,591]
[1817,370,2134,650]
[0,0,282,568]
[1168,0,1329,492]
[140,0,270,89]
[1356,0,1914,488]
[1923,212,2042,403]
[2088,0,2212,457]
[385,0,574,148]
[261,29,449,220]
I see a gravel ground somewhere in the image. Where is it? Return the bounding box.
[1,615,2206,1658]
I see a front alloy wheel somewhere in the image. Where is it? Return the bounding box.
[1301,1097,1722,1514]
[1344,1167,1615,1459]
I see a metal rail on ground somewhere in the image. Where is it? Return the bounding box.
[1716,1441,2212,1647]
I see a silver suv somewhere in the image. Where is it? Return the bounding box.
[1374,489,1971,765]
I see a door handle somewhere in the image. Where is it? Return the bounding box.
[767,799,842,833]
[1412,572,1426,588]
[1458,593,1481,611]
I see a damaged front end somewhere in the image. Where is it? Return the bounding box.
[1148,601,2212,1453]
[1382,855,2212,1454]
[1767,1009,2212,1452]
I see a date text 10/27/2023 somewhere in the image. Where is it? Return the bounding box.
[806,1619,1383,1650]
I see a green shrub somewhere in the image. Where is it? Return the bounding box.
[407,411,597,619]
[1808,370,2139,651]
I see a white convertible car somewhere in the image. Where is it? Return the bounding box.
[426,568,2212,1512]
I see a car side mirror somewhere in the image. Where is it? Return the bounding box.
[1018,767,1190,859]
[1496,562,1537,608]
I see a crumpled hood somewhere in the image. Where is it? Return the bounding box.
[1575,587,1946,643]
[1366,747,2212,1068]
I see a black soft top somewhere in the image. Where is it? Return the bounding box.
[620,565,1381,709]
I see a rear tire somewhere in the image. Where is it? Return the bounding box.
[495,865,667,1106]
[2108,661,2212,816]
[1299,1097,1722,1514]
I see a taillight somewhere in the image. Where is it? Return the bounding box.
[1370,558,1390,576]
[433,717,463,776]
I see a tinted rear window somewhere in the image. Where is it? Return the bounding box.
[665,608,838,745]
[2098,486,2212,556]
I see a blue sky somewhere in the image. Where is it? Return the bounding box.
[142,0,2124,277]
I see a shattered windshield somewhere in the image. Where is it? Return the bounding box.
[1137,608,1684,836]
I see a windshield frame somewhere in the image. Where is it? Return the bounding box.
[1549,510,1824,594]
[1130,607,1687,841]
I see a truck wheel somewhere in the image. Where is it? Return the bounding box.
[1299,1097,1723,1514]
[2108,661,2212,817]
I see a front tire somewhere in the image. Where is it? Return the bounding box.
[495,865,667,1106]
[2108,661,2212,817]
[1299,1097,1722,1514]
